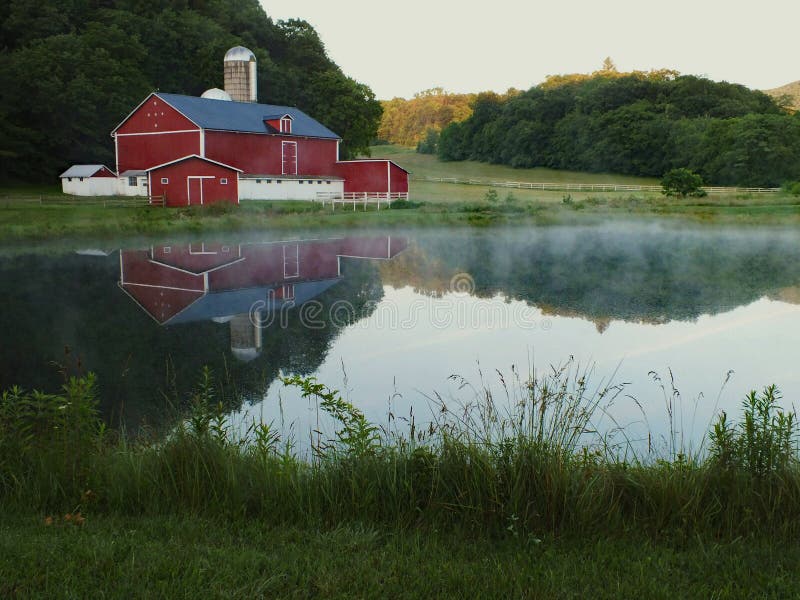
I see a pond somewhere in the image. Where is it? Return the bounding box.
[2,222,799,455]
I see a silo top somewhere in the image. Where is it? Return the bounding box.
[224,46,256,62]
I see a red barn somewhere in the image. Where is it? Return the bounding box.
[63,46,410,205]
[146,155,241,207]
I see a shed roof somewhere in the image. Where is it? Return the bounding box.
[60,165,112,178]
[152,93,340,139]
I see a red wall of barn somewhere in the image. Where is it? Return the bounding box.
[116,132,201,173]
[148,158,239,207]
[336,161,408,193]
[390,163,409,193]
[204,131,338,175]
[116,95,198,135]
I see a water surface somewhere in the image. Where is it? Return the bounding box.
[3,223,799,453]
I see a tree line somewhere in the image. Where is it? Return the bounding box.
[0,0,382,182]
[438,70,800,187]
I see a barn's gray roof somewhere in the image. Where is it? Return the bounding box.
[156,93,340,139]
[60,165,110,178]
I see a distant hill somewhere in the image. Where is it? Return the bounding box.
[764,81,800,111]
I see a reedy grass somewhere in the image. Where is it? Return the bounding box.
[2,362,799,541]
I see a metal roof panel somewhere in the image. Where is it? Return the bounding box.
[156,93,340,139]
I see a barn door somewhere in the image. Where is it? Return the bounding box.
[281,141,297,175]
[188,177,204,205]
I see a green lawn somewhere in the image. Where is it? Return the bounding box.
[0,150,798,241]
[2,515,797,598]
[370,145,661,185]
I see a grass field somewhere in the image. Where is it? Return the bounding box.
[0,146,798,240]
[3,515,798,598]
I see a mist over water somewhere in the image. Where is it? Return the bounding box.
[2,222,799,454]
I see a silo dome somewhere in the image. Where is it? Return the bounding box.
[224,46,256,63]
[201,88,232,101]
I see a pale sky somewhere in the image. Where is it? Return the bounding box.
[260,0,798,100]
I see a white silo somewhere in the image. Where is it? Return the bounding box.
[223,46,257,103]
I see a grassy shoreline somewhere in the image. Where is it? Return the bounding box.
[1,188,799,242]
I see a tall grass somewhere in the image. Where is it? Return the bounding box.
[2,364,799,539]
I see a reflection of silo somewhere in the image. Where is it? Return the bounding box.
[224,46,257,103]
[230,313,262,362]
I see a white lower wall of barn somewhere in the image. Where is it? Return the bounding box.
[239,177,344,201]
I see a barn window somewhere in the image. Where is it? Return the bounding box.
[222,246,230,253]
[256,179,262,184]
[326,181,331,184]
[299,180,304,184]
[283,284,295,300]
[163,246,171,254]
[67,177,72,182]
[220,178,228,185]
[280,117,292,134]
[128,177,137,186]
[79,177,84,182]
[276,180,282,184]
[161,177,169,184]
[317,180,322,185]
[266,179,272,183]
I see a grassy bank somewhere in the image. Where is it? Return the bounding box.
[3,515,798,598]
[1,186,799,242]
[3,367,800,595]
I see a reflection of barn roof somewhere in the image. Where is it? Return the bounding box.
[153,93,340,139]
[165,279,341,325]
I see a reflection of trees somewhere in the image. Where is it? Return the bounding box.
[381,228,800,328]
[0,253,384,431]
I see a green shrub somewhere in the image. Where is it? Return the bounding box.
[709,385,796,477]
[661,168,707,198]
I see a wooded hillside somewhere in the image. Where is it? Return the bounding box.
[0,0,382,181]
[438,69,800,187]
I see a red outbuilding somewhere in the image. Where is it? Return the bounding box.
[147,155,241,207]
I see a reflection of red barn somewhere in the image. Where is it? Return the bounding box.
[118,236,408,326]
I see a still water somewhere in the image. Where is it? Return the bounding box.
[3,223,799,453]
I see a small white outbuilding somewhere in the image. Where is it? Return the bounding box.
[60,165,117,196]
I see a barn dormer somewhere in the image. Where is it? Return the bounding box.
[264,114,294,134]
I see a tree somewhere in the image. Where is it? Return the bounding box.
[661,168,707,198]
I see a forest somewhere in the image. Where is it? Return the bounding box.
[0,0,382,182]
[438,71,800,187]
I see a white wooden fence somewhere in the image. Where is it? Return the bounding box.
[414,176,781,195]
[315,191,409,210]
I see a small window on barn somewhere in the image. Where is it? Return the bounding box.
[220,178,228,185]
[266,179,272,184]
[222,246,230,253]
[299,180,304,184]
[161,177,169,184]
[256,179,262,184]
[128,177,137,186]
[79,177,84,182]
[326,181,331,184]
[276,180,282,184]
[280,117,292,134]
[67,177,72,182]
[163,246,171,254]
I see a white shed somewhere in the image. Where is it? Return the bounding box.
[60,165,118,196]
